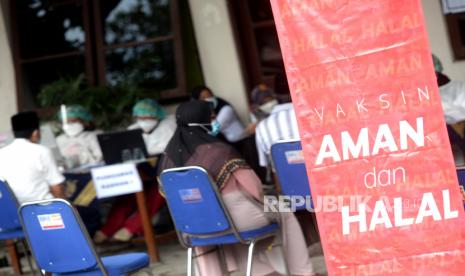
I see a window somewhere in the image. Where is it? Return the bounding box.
[10,0,201,110]
[445,12,465,60]
[94,0,184,95]
[229,0,288,97]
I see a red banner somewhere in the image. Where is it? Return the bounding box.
[270,0,465,274]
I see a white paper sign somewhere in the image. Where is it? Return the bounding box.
[91,163,142,199]
[442,0,465,14]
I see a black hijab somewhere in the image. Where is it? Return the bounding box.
[436,72,451,87]
[191,85,229,115]
[160,100,249,189]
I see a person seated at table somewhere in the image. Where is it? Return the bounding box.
[128,99,176,156]
[56,105,102,168]
[93,99,172,243]
[0,111,66,203]
[93,184,165,243]
[159,100,317,276]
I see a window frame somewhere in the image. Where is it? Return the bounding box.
[445,12,465,60]
[9,0,187,111]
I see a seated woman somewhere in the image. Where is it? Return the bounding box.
[192,86,266,181]
[93,99,171,243]
[56,105,102,168]
[159,100,317,276]
[128,99,177,156]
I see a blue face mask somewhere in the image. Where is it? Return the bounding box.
[208,120,221,136]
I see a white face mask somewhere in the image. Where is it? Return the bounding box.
[63,122,84,137]
[204,97,218,109]
[259,99,278,114]
[137,119,159,133]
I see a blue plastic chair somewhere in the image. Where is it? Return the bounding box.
[160,166,290,276]
[18,199,150,276]
[0,178,34,274]
[270,139,312,210]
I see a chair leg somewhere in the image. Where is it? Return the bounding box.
[20,239,36,276]
[187,247,193,276]
[6,239,22,275]
[218,246,228,276]
[246,241,256,276]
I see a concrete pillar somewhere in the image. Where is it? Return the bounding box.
[0,5,17,133]
[187,0,250,122]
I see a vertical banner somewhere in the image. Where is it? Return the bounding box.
[271,0,465,275]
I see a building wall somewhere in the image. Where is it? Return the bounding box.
[187,0,250,123]
[422,0,465,82]
[0,5,17,133]
[0,1,462,132]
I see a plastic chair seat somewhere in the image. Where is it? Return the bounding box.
[0,228,24,240]
[52,253,150,276]
[190,223,278,246]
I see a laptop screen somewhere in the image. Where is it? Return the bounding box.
[97,129,148,165]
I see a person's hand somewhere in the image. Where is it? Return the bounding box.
[245,123,257,135]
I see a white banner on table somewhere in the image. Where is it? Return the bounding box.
[91,163,142,199]
[442,0,465,14]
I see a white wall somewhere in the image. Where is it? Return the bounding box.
[187,0,249,122]
[0,0,459,133]
[423,0,465,81]
[0,6,17,133]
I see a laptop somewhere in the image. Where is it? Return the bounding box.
[97,129,149,165]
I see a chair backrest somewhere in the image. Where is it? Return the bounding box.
[455,166,465,210]
[271,140,312,202]
[19,199,105,274]
[160,166,231,236]
[0,178,21,231]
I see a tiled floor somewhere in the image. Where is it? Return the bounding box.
[0,240,327,275]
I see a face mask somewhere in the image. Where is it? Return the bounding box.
[63,122,84,137]
[137,119,159,133]
[259,99,278,114]
[188,120,222,136]
[204,97,218,109]
[208,120,221,136]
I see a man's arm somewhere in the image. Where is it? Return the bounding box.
[42,147,67,199]
[255,123,269,167]
[50,183,66,199]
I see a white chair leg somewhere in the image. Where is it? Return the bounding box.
[246,241,256,276]
[187,247,193,276]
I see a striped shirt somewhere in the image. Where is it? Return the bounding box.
[255,103,300,167]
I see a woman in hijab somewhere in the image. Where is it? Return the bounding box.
[159,100,316,276]
[56,105,103,168]
[192,86,266,182]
